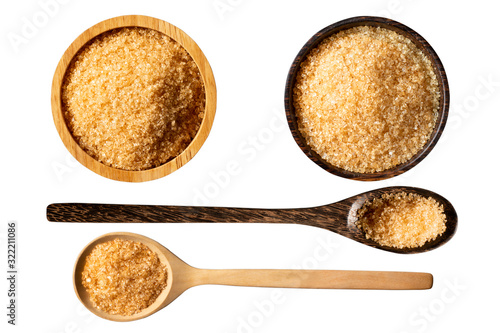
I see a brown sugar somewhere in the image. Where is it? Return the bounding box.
[293,26,440,173]
[356,191,446,249]
[62,27,205,171]
[82,239,168,316]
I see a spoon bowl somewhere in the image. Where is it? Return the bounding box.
[345,186,457,253]
[52,186,457,254]
[74,232,434,322]
[73,233,175,321]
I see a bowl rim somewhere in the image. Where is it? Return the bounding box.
[284,16,450,181]
[51,15,217,182]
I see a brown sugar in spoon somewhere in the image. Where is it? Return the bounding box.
[50,186,457,254]
[74,232,433,322]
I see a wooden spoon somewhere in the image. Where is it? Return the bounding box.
[74,232,433,322]
[49,186,457,254]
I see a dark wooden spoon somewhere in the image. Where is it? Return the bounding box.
[47,186,457,254]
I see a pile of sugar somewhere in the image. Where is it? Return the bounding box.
[293,26,440,173]
[82,239,168,316]
[356,192,446,249]
[62,27,205,171]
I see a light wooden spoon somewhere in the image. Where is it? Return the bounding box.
[50,186,457,254]
[74,232,433,322]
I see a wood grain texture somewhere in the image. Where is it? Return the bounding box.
[197,268,432,290]
[74,232,433,322]
[51,15,216,182]
[284,16,450,181]
[49,186,458,254]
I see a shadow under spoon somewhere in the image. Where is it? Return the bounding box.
[75,232,433,322]
[49,186,457,254]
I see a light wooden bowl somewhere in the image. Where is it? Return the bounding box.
[285,16,450,181]
[52,15,216,182]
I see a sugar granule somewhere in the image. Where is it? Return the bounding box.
[293,26,440,173]
[356,191,446,249]
[82,239,168,316]
[62,27,205,171]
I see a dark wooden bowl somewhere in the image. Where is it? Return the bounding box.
[284,16,450,181]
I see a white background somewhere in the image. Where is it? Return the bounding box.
[1,0,499,332]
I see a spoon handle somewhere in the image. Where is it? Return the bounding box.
[46,203,348,228]
[196,269,433,290]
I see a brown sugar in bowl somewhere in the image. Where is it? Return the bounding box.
[51,15,216,182]
[285,16,449,181]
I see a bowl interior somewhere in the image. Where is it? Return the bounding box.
[284,16,449,181]
[52,15,216,182]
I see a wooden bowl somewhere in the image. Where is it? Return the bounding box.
[51,15,216,182]
[284,16,449,181]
